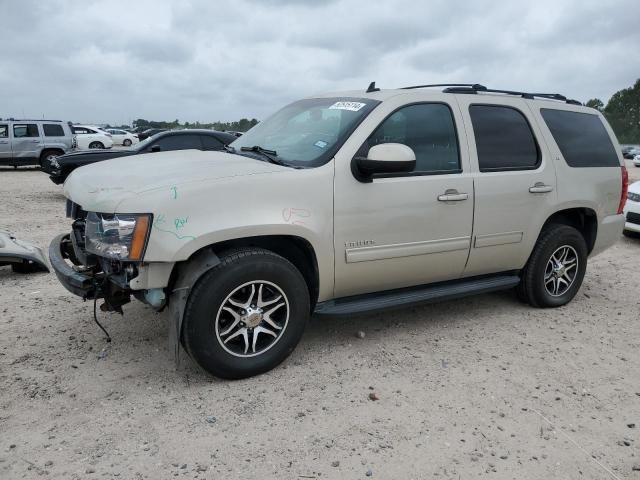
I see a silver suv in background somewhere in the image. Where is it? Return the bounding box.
[0,119,76,168]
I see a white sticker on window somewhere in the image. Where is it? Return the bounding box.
[314,140,328,149]
[328,101,367,112]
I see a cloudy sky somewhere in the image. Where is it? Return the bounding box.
[1,0,638,125]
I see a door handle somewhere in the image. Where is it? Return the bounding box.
[438,189,469,202]
[31,139,41,143]
[529,182,553,194]
[0,140,8,144]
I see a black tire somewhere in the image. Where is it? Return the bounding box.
[88,141,104,149]
[123,139,132,147]
[182,248,310,379]
[517,225,587,308]
[623,229,640,239]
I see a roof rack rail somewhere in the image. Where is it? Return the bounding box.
[1,118,64,122]
[441,84,581,105]
[401,83,487,90]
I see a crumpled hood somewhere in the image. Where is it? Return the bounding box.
[64,149,285,212]
[629,180,640,195]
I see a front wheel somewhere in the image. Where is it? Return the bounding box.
[123,139,132,147]
[517,225,587,308]
[182,248,310,379]
[88,141,104,149]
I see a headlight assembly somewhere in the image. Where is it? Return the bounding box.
[85,212,152,261]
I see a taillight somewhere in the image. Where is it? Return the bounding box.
[618,166,629,214]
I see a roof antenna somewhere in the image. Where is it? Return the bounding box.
[366,81,380,93]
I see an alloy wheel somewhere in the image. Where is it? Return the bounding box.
[214,280,289,357]
[544,245,579,297]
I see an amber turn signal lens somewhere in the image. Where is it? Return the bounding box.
[129,214,151,261]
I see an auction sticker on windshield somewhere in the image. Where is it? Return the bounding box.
[329,101,367,112]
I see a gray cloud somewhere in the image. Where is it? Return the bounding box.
[0,0,638,125]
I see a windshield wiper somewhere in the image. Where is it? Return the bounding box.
[240,145,288,166]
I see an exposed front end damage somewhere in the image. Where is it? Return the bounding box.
[49,201,169,314]
[0,231,50,273]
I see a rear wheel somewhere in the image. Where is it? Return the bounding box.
[517,225,587,308]
[39,149,62,169]
[182,248,310,379]
[123,139,132,147]
[88,141,104,149]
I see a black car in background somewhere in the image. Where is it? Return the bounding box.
[138,128,169,141]
[48,129,236,184]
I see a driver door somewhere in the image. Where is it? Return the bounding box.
[333,98,474,298]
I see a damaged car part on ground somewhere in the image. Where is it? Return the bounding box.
[0,231,50,273]
[50,83,627,379]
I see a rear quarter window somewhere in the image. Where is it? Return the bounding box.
[43,124,65,137]
[540,109,619,167]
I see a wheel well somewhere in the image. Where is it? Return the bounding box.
[541,208,597,253]
[187,236,320,310]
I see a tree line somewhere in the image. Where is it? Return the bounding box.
[586,78,640,144]
[109,118,260,133]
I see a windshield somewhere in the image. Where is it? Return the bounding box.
[230,97,379,167]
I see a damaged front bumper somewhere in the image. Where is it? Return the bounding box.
[49,233,96,297]
[49,233,136,311]
[49,232,168,311]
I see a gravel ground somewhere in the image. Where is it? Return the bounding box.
[1,164,639,479]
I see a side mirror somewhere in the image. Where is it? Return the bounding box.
[150,144,161,152]
[352,143,416,182]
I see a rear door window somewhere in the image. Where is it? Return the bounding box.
[540,109,619,167]
[0,125,7,138]
[470,105,540,171]
[13,124,40,138]
[43,124,65,136]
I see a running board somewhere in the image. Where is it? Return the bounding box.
[314,273,520,317]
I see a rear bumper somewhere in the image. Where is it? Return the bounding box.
[48,233,97,297]
[591,213,625,257]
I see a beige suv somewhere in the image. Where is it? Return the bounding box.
[49,83,627,379]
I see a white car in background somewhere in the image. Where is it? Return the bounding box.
[72,125,113,150]
[633,154,640,167]
[623,181,640,237]
[106,128,138,147]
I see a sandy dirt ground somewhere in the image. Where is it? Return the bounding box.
[1,164,639,480]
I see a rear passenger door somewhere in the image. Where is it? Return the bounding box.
[11,123,43,164]
[456,97,557,276]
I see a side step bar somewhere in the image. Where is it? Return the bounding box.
[314,273,520,317]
